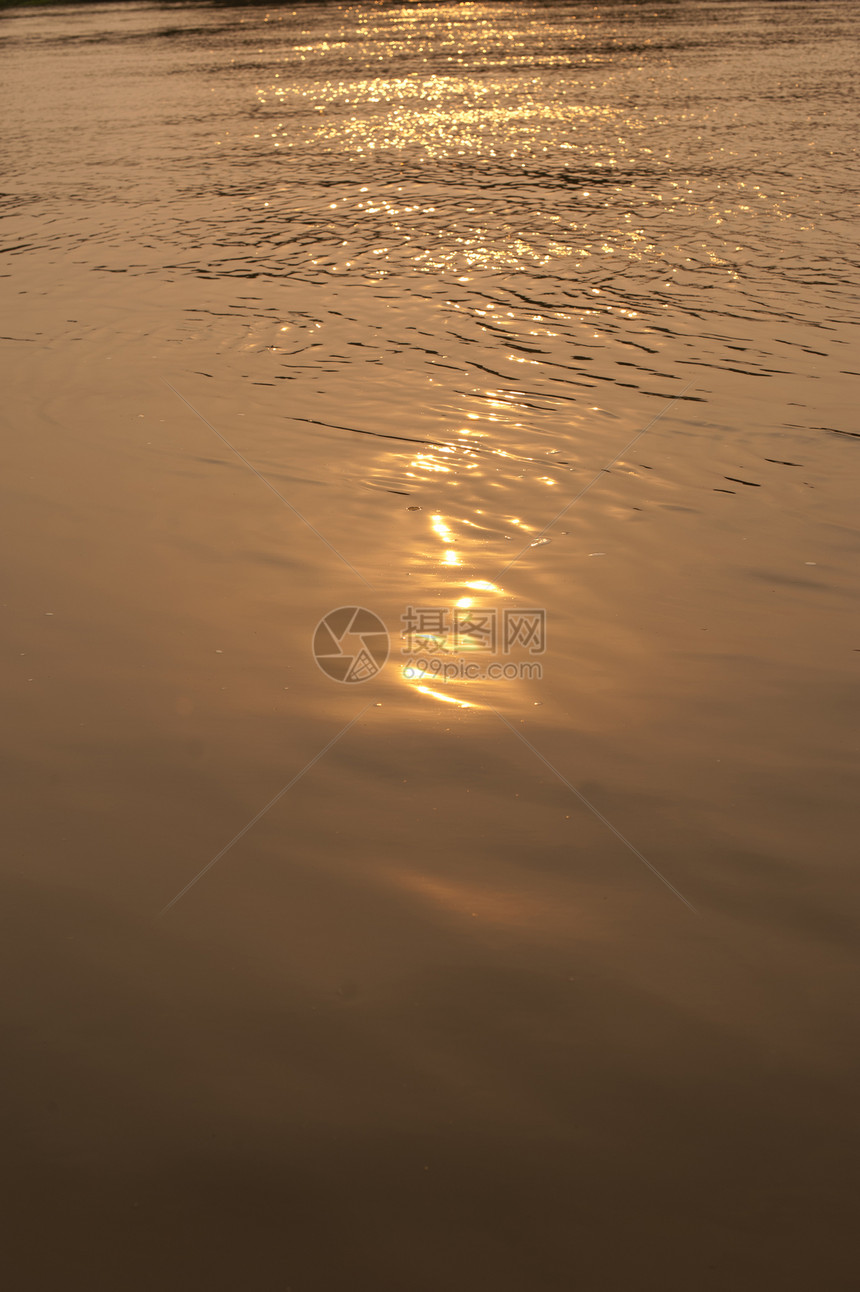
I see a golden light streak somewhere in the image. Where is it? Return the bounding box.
[415,685,474,708]
[430,514,454,542]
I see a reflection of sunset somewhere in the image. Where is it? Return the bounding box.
[414,685,474,709]
[4,0,852,1284]
[430,514,454,543]
[383,871,558,931]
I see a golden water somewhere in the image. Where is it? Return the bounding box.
[1,2,858,1286]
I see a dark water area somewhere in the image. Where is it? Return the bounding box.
[1,1,858,1287]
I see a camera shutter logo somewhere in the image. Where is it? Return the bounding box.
[313,606,389,683]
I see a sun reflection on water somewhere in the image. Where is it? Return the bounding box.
[398,505,523,708]
[413,685,474,709]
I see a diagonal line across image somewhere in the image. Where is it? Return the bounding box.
[159,705,374,915]
[494,709,697,913]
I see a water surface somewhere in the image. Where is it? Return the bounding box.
[1,2,858,1287]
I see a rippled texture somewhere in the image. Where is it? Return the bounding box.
[1,3,858,1289]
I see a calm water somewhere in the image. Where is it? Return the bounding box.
[1,1,858,1287]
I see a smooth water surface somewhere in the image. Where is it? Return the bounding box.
[1,2,858,1287]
